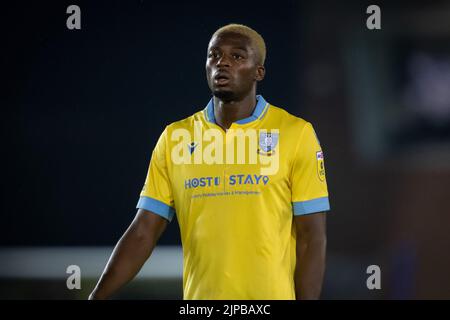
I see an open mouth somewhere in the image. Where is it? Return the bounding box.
[214,73,231,85]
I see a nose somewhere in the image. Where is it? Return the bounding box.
[217,54,231,68]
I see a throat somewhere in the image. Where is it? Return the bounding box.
[214,95,257,130]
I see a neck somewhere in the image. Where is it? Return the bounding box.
[213,93,257,130]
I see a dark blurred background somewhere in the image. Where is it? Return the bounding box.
[1,0,450,299]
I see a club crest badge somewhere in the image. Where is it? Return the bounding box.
[316,151,325,181]
[258,132,279,156]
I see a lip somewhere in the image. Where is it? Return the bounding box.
[214,78,230,86]
[213,71,231,86]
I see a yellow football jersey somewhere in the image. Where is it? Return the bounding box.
[137,95,330,299]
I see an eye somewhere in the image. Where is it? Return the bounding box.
[233,53,243,60]
[208,51,220,59]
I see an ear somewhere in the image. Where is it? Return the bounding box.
[255,65,265,82]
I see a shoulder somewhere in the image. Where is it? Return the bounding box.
[151,109,204,148]
[266,104,312,134]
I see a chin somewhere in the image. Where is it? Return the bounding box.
[212,89,236,102]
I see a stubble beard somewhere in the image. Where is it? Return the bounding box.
[212,89,236,103]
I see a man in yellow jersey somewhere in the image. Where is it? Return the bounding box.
[89,24,330,300]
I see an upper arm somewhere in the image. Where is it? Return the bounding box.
[136,127,176,222]
[294,212,327,242]
[291,122,330,216]
[129,209,169,245]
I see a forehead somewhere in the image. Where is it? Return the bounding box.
[208,32,253,51]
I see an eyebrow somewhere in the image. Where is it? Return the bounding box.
[209,46,249,52]
[233,46,248,51]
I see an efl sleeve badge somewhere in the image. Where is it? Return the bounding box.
[316,151,326,181]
